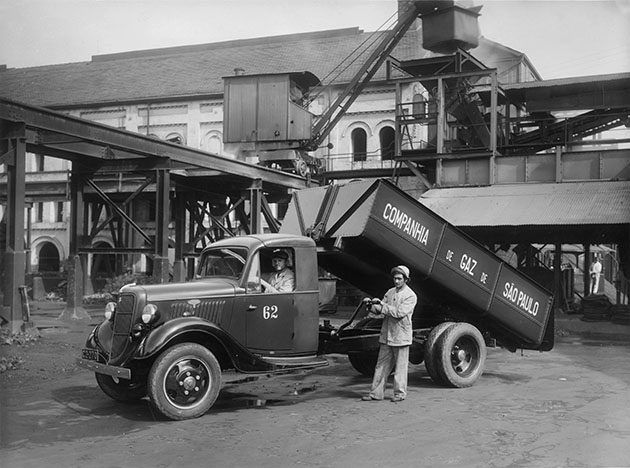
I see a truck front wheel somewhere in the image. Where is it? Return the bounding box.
[148,343,222,420]
[434,323,486,388]
[95,373,147,402]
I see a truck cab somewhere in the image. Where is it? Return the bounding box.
[77,233,325,420]
[196,234,320,356]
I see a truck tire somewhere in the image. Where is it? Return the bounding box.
[424,322,455,384]
[95,373,147,402]
[434,322,486,388]
[348,352,378,377]
[148,343,222,420]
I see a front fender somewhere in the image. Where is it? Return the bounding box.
[138,317,276,373]
[83,321,112,362]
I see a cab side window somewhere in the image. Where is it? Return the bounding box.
[261,248,296,293]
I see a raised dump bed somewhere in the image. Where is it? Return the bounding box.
[281,178,554,351]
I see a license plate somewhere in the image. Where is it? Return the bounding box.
[82,348,100,361]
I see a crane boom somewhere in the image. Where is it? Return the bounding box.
[221,0,479,177]
[307,1,448,151]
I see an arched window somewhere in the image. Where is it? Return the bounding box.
[412,93,426,118]
[206,133,223,154]
[351,128,367,162]
[166,133,184,145]
[39,242,60,272]
[379,127,395,160]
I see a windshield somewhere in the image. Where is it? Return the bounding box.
[197,247,248,279]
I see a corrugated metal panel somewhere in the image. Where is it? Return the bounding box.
[419,181,630,228]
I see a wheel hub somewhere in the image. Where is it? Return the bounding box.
[165,359,209,404]
[180,372,200,393]
[451,340,476,374]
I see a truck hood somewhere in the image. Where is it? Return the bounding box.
[129,279,237,302]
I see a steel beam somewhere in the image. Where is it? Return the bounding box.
[1,98,311,192]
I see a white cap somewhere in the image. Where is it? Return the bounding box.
[391,265,410,280]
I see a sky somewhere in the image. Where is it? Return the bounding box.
[1,0,629,80]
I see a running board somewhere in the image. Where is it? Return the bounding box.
[261,355,329,370]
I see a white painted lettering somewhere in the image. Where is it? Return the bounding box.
[459,254,477,276]
[502,281,539,317]
[382,203,430,246]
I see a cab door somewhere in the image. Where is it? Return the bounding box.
[241,293,295,352]
[233,251,296,353]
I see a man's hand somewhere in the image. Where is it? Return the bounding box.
[363,297,382,315]
[362,297,381,304]
[260,278,277,293]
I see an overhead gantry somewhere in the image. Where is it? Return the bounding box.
[0,97,314,329]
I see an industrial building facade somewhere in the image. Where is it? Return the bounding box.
[0,20,539,284]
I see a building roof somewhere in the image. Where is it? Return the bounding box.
[500,72,630,111]
[0,27,529,109]
[503,72,630,91]
[419,181,630,228]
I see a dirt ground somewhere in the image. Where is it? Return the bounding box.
[2,303,630,468]
[0,303,101,391]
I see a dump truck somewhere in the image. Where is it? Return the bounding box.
[77,178,554,420]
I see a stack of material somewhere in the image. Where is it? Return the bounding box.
[610,304,630,326]
[580,294,612,322]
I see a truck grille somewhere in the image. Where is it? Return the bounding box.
[170,299,226,323]
[110,293,136,362]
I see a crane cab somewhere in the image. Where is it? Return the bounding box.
[223,71,320,156]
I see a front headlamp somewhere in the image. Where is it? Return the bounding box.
[104,302,117,321]
[142,303,159,324]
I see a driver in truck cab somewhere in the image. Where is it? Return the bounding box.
[262,249,295,293]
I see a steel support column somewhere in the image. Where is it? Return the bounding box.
[60,170,90,320]
[584,244,591,297]
[153,169,170,283]
[489,70,498,184]
[248,179,263,235]
[553,242,563,312]
[1,135,27,332]
[173,192,187,282]
[436,78,445,154]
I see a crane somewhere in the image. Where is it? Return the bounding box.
[222,0,481,176]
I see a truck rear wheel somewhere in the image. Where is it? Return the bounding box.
[424,322,455,384]
[434,323,486,388]
[348,352,378,377]
[148,343,222,420]
[95,373,147,402]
